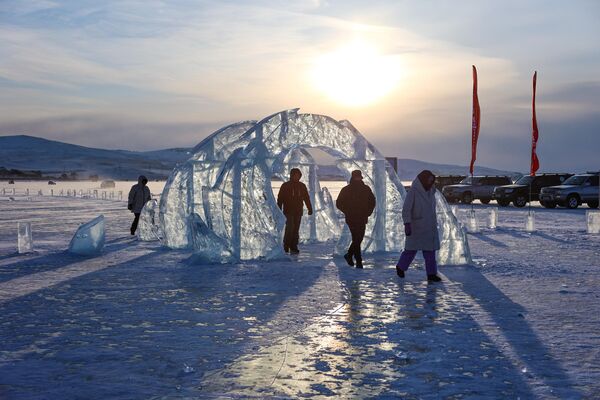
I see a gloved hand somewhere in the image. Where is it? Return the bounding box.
[127,204,133,211]
[404,223,412,236]
[308,209,313,216]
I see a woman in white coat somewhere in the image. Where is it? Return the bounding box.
[396,170,442,282]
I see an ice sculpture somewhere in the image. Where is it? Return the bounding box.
[525,212,535,232]
[488,207,498,230]
[68,215,105,256]
[17,222,33,254]
[587,210,600,234]
[160,109,471,265]
[138,200,163,241]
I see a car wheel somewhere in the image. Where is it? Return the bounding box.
[566,194,579,209]
[497,199,510,207]
[462,192,473,204]
[542,201,556,209]
[480,198,491,204]
[513,196,527,208]
[587,201,599,209]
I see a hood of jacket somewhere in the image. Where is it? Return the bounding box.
[138,175,148,185]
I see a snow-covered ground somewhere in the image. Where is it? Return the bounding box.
[0,190,599,399]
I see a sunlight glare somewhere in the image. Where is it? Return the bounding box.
[311,41,403,107]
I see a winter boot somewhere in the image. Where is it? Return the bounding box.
[355,257,363,269]
[290,248,300,255]
[343,253,354,266]
[427,274,442,282]
[396,266,405,278]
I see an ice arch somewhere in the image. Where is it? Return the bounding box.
[159,109,471,265]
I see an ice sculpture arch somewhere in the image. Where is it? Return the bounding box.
[160,109,471,265]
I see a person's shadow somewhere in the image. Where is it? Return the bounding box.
[443,265,584,398]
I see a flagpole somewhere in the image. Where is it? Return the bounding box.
[530,71,539,216]
[470,65,481,216]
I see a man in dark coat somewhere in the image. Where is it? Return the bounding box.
[128,175,152,235]
[336,170,376,268]
[277,168,313,254]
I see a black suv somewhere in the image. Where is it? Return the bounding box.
[434,175,467,191]
[442,176,512,204]
[493,173,572,207]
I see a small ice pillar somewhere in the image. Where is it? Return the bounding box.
[372,159,387,251]
[488,207,498,229]
[138,200,162,241]
[587,210,600,234]
[17,222,33,254]
[68,215,105,256]
[525,212,535,232]
[466,210,479,233]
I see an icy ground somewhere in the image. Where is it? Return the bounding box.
[0,197,599,399]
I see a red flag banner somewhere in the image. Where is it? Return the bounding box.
[531,71,540,176]
[470,65,481,175]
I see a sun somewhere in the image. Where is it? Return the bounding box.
[311,40,403,107]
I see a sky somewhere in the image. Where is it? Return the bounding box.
[1,0,599,172]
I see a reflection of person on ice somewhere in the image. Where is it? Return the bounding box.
[128,175,152,235]
[277,168,313,254]
[336,170,376,269]
[396,170,442,282]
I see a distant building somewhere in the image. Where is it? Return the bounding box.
[385,157,398,173]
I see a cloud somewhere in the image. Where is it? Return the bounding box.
[0,1,599,171]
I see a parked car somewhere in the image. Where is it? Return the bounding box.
[100,180,116,189]
[493,173,572,207]
[442,176,512,204]
[48,180,56,185]
[435,175,467,191]
[539,173,599,209]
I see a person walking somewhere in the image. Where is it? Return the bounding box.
[128,175,152,235]
[277,168,313,254]
[336,170,376,268]
[396,170,442,282]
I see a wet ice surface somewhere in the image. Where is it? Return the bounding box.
[0,199,599,399]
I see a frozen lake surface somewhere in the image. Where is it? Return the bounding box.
[0,193,599,399]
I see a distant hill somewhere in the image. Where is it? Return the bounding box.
[0,135,191,179]
[395,159,517,181]
[0,135,517,180]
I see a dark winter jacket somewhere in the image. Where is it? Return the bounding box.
[128,176,152,214]
[277,181,313,216]
[336,180,376,225]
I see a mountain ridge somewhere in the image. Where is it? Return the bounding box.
[0,134,517,180]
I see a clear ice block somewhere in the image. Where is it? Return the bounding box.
[68,215,105,256]
[138,200,163,241]
[525,212,535,232]
[488,207,498,230]
[17,222,33,254]
[587,210,600,234]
